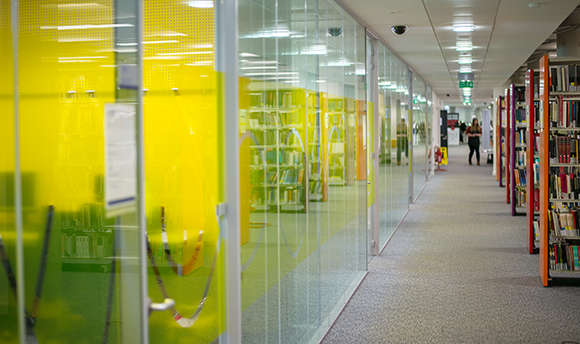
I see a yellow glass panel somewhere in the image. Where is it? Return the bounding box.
[0,0,18,342]
[143,1,225,342]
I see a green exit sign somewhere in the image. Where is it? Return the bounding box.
[459,80,473,88]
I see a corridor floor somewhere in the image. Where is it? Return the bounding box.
[322,145,580,344]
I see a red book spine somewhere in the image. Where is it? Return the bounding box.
[560,96,564,127]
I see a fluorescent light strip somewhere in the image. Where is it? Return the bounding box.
[243,72,298,76]
[59,56,107,60]
[188,0,213,8]
[452,24,475,32]
[157,51,214,56]
[240,66,279,70]
[41,23,133,30]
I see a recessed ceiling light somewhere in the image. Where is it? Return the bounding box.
[453,24,476,32]
[456,46,473,52]
[458,57,473,64]
[459,66,473,73]
[187,0,213,8]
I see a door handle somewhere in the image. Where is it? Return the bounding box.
[148,298,175,313]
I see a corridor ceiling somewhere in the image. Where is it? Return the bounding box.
[338,0,579,105]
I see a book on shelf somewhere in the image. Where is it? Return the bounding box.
[533,220,540,242]
[547,209,580,238]
[549,64,580,92]
[515,108,526,122]
[549,243,580,272]
[515,130,526,145]
[548,171,580,200]
[515,150,526,167]
[514,168,527,187]
[549,134,579,164]
[549,97,580,128]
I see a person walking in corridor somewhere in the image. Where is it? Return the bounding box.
[466,118,482,165]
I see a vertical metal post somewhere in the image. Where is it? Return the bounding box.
[11,0,25,343]
[217,0,241,342]
[408,70,414,204]
[135,0,148,341]
[367,35,379,256]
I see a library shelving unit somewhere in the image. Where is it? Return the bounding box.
[327,97,346,186]
[496,96,500,185]
[248,89,308,213]
[505,89,511,204]
[511,84,527,216]
[526,69,541,254]
[538,55,580,286]
[498,96,507,187]
[307,90,324,202]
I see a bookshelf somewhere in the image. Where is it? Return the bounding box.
[248,89,308,213]
[526,69,541,254]
[498,96,507,187]
[511,84,527,216]
[307,90,324,202]
[506,89,511,204]
[327,97,346,186]
[496,96,501,184]
[538,55,580,286]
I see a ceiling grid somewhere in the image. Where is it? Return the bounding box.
[337,0,580,105]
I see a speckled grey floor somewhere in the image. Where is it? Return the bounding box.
[322,144,580,344]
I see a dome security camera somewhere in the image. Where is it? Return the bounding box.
[328,27,342,37]
[391,25,407,35]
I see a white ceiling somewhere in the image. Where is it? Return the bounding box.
[338,0,579,105]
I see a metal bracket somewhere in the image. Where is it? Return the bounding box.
[216,203,227,217]
[148,298,175,313]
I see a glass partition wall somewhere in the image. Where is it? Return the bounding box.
[0,1,17,342]
[238,0,367,342]
[17,0,144,343]
[2,1,436,342]
[412,74,428,199]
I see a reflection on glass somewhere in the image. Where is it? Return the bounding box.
[143,1,225,343]
[0,1,18,342]
[18,1,143,342]
[412,75,428,199]
[238,0,367,342]
[390,55,410,232]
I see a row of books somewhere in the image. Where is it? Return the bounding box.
[515,108,526,122]
[548,209,580,238]
[532,159,540,185]
[549,65,580,92]
[548,99,580,128]
[515,130,526,146]
[548,172,580,200]
[309,180,323,198]
[515,150,526,167]
[62,232,110,259]
[268,168,305,185]
[514,189,526,208]
[548,135,579,164]
[514,168,527,187]
[250,90,297,108]
[549,243,580,272]
[252,149,303,165]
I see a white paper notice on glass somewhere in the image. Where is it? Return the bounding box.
[104,103,137,217]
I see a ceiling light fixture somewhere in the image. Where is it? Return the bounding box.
[458,57,473,64]
[187,0,213,8]
[456,46,473,52]
[452,24,476,32]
